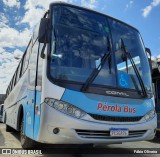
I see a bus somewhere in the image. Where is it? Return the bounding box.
[3,2,156,148]
[152,59,160,137]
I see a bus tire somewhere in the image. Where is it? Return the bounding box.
[6,124,14,132]
[20,117,37,149]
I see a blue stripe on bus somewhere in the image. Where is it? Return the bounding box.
[23,89,41,140]
[61,89,154,117]
[34,91,41,140]
[24,89,35,139]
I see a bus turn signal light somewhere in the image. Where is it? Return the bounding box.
[35,105,39,110]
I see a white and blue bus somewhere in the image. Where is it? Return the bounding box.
[4,2,156,148]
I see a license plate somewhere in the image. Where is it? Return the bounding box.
[110,128,129,137]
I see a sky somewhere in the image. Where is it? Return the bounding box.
[0,0,160,94]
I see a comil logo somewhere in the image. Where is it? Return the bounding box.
[106,91,129,97]
[2,149,12,154]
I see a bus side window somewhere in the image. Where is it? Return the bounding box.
[16,61,22,83]
[22,53,29,74]
[22,40,32,74]
[8,85,10,95]
[10,74,15,92]
[29,39,38,86]
[13,73,17,87]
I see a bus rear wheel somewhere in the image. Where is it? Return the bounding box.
[20,117,37,149]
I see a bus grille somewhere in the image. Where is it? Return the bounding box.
[76,129,146,139]
[89,114,142,122]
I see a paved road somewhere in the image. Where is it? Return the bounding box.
[0,123,160,157]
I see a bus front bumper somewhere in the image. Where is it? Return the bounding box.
[37,103,156,144]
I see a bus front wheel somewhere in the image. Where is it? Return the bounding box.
[20,117,37,149]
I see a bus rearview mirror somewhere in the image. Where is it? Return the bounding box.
[38,18,49,43]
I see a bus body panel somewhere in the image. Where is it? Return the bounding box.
[4,32,42,135]
[61,89,154,117]
[4,68,29,130]
[36,77,156,143]
[3,73,36,138]
[41,48,65,102]
[33,90,41,140]
[5,102,21,129]
[37,102,156,144]
[24,89,35,139]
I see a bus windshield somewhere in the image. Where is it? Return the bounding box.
[49,5,152,93]
[109,18,152,93]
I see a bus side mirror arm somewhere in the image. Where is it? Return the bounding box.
[40,43,46,59]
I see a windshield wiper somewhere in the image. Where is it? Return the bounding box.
[81,37,111,92]
[121,38,147,98]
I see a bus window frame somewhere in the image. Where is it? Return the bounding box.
[21,39,32,75]
[16,61,22,84]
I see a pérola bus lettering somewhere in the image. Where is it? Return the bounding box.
[97,103,136,113]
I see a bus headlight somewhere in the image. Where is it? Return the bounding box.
[75,110,81,118]
[143,109,155,122]
[44,98,86,119]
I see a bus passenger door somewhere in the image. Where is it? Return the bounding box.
[24,39,35,139]
[33,50,43,140]
[32,40,43,140]
[25,87,35,138]
[26,38,38,139]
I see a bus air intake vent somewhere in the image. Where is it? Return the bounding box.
[75,129,146,139]
[89,114,142,122]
